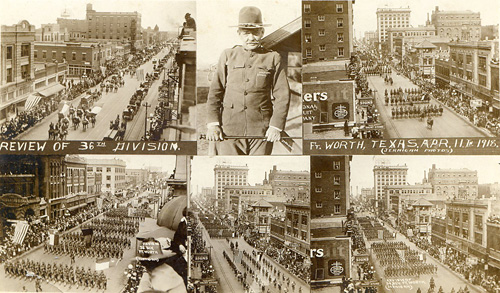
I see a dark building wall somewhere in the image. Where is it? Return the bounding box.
[311,156,350,218]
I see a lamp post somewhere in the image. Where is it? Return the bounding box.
[143,102,151,139]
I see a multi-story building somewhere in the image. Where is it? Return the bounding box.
[448,40,500,116]
[0,20,36,123]
[284,202,310,259]
[431,6,481,41]
[383,183,434,214]
[57,18,88,41]
[213,164,248,209]
[36,23,69,42]
[126,168,149,187]
[85,3,142,46]
[302,0,355,63]
[410,40,437,79]
[427,164,478,199]
[86,166,102,207]
[487,218,500,278]
[0,155,66,233]
[387,25,436,55]
[34,41,110,77]
[64,155,87,215]
[364,31,377,44]
[373,162,408,212]
[445,198,496,262]
[32,62,67,102]
[376,7,411,44]
[481,24,499,41]
[435,56,450,87]
[310,156,352,286]
[86,159,126,195]
[249,199,273,239]
[224,184,273,214]
[360,187,374,203]
[266,165,310,202]
[405,198,434,238]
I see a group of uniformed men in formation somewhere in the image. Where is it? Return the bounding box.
[372,241,438,278]
[4,259,107,290]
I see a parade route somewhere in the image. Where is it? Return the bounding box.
[367,73,488,138]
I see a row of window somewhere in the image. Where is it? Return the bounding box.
[304,3,343,13]
[305,47,344,58]
[305,32,344,43]
[4,44,31,60]
[315,202,342,214]
[304,18,343,28]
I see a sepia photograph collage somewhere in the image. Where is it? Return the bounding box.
[0,0,499,292]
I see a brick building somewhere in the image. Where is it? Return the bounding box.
[427,164,478,199]
[34,41,108,77]
[64,155,88,215]
[85,3,142,47]
[302,0,355,63]
[431,6,481,41]
[0,20,36,123]
[57,18,88,41]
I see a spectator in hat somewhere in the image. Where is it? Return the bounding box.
[206,6,291,155]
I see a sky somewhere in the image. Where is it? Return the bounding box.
[350,156,500,193]
[197,0,301,69]
[191,156,309,193]
[80,155,177,172]
[353,0,500,39]
[0,0,196,32]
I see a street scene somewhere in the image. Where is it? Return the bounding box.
[302,0,499,139]
[1,0,196,141]
[310,156,500,293]
[189,156,310,292]
[0,155,190,292]
[196,0,302,155]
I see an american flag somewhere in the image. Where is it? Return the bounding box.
[13,221,29,245]
[24,94,42,112]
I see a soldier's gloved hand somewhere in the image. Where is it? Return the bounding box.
[265,127,281,142]
[206,125,224,141]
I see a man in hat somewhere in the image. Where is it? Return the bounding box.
[206,6,290,155]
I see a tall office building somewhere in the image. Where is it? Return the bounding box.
[213,164,249,208]
[376,7,411,44]
[373,162,408,212]
[427,164,478,199]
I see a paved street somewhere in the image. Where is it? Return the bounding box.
[367,73,488,138]
[18,49,172,141]
[362,216,484,293]
[0,192,162,293]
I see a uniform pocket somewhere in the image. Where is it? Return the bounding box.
[255,67,272,89]
[221,102,234,126]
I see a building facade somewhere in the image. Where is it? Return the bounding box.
[373,163,408,212]
[302,0,355,63]
[86,159,126,195]
[427,164,478,199]
[0,20,36,123]
[64,155,87,215]
[267,165,310,203]
[86,3,142,45]
[57,18,87,41]
[376,7,411,44]
[224,184,273,214]
[431,6,481,41]
[448,40,500,116]
[213,164,249,209]
[36,23,69,42]
[34,41,107,77]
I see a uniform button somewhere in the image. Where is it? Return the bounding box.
[246,79,250,82]
[244,106,247,110]
[244,91,248,95]
[248,65,252,68]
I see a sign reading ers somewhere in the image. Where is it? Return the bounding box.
[303,92,328,102]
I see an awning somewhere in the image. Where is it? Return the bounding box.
[38,83,65,97]
[24,94,42,112]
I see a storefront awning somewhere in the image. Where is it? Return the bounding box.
[24,94,42,112]
[38,83,65,97]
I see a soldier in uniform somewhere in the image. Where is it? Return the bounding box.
[206,6,291,155]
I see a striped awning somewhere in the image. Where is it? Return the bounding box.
[24,94,42,112]
[13,221,29,244]
[38,83,65,97]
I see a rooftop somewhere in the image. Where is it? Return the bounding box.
[261,17,301,49]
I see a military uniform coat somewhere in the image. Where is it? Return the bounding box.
[207,45,290,136]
